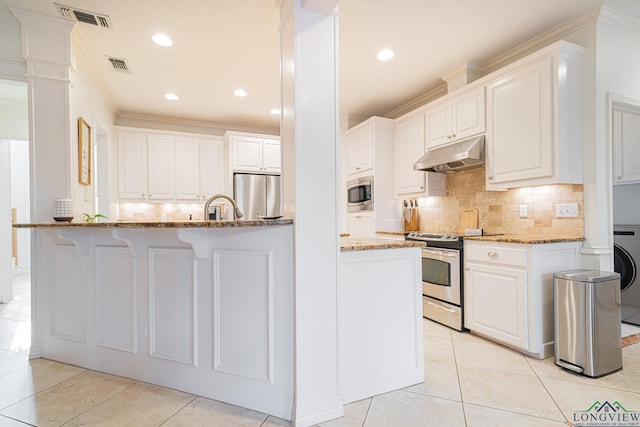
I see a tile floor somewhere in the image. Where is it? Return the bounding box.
[2,267,640,426]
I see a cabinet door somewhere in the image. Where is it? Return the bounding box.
[486,58,553,186]
[201,139,225,199]
[613,105,640,184]
[394,113,426,196]
[425,101,451,149]
[346,123,374,175]
[347,214,374,238]
[175,137,200,200]
[147,134,175,200]
[452,87,485,141]
[262,139,281,173]
[231,136,263,172]
[118,132,147,199]
[465,262,528,350]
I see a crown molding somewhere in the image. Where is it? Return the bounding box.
[385,84,448,119]
[598,3,640,38]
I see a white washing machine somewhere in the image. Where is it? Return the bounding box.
[614,224,640,325]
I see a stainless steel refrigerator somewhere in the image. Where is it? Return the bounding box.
[233,173,282,220]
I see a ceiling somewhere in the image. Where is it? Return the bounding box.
[0,0,623,134]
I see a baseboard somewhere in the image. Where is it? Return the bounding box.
[292,397,344,427]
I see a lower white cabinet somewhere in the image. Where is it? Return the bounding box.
[347,213,374,238]
[464,239,581,358]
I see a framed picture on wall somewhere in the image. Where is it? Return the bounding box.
[78,117,91,185]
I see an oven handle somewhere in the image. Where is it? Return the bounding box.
[425,299,457,314]
[422,247,459,257]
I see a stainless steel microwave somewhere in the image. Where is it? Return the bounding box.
[347,176,373,212]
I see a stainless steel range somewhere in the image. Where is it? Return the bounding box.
[405,232,465,331]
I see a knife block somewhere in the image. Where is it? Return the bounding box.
[403,208,419,232]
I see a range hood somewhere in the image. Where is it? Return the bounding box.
[413,135,485,173]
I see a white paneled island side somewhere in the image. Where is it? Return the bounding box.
[14,222,426,423]
[15,220,295,419]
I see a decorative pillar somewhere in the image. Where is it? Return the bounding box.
[279,0,343,425]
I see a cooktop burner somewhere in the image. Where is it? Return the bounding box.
[405,232,460,241]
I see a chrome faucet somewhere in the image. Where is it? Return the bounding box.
[203,194,244,220]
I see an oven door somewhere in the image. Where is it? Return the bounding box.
[421,247,461,305]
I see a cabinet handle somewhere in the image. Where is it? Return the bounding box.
[447,135,452,139]
[487,251,498,257]
[487,176,493,180]
[452,133,456,138]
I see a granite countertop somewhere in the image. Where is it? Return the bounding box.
[463,234,585,244]
[13,219,294,228]
[341,237,424,252]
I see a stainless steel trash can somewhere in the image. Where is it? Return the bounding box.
[554,269,622,378]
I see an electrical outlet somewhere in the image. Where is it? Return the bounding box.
[556,203,579,217]
[138,321,148,339]
[519,204,528,217]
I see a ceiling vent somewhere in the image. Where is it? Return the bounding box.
[106,56,131,73]
[54,3,112,29]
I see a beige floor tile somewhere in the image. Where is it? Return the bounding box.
[404,360,461,401]
[458,366,565,422]
[163,396,268,426]
[526,355,633,392]
[542,377,640,422]
[0,351,29,377]
[319,398,370,427]
[65,381,195,426]
[364,389,465,427]
[423,319,452,339]
[450,331,489,343]
[452,338,534,376]
[463,403,568,426]
[0,414,29,427]
[262,415,292,426]
[618,344,640,392]
[0,358,85,409]
[424,337,456,365]
[0,370,133,426]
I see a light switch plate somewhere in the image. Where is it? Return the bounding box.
[556,203,579,217]
[519,204,528,217]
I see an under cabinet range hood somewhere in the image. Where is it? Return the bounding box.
[413,135,485,173]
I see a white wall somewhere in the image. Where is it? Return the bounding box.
[0,140,11,302]
[9,139,30,266]
[613,183,640,224]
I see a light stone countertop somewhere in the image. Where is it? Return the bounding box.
[463,234,584,244]
[341,237,424,252]
[13,219,294,228]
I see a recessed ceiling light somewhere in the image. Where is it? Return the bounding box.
[152,33,173,47]
[234,89,248,97]
[376,49,395,61]
[164,92,179,101]
[270,108,281,115]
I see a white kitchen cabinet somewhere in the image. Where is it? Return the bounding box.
[118,132,148,199]
[425,85,485,150]
[227,132,281,174]
[147,134,175,200]
[464,239,581,358]
[175,136,200,200]
[347,213,374,238]
[612,96,640,185]
[393,111,447,198]
[345,122,374,176]
[201,139,225,199]
[485,40,585,190]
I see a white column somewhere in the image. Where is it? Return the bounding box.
[9,8,74,222]
[279,1,343,425]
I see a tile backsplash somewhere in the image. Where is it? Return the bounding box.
[417,166,584,237]
[118,202,205,221]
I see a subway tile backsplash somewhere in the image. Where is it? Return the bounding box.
[417,166,584,237]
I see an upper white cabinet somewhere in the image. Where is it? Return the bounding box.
[393,111,447,198]
[464,239,581,358]
[118,132,148,199]
[227,132,281,174]
[345,123,374,176]
[117,130,225,202]
[425,85,485,150]
[484,41,585,190]
[612,95,640,185]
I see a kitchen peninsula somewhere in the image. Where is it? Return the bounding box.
[15,221,426,420]
[16,219,295,419]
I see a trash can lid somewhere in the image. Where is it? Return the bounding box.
[553,269,620,282]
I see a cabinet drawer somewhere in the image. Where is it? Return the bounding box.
[465,244,527,267]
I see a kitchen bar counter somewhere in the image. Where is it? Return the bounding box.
[340,237,424,251]
[463,234,584,244]
[13,218,293,228]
